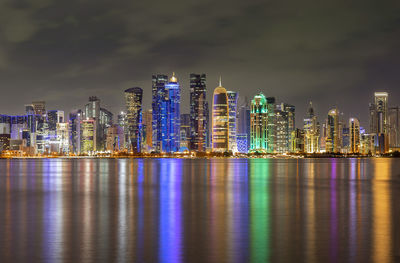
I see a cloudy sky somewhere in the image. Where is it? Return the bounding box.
[0,0,399,128]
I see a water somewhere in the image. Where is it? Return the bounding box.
[0,158,399,263]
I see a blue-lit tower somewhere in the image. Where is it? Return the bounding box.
[152,74,168,152]
[163,73,181,152]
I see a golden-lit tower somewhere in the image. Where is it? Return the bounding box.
[212,77,229,152]
[349,117,360,153]
[326,108,340,153]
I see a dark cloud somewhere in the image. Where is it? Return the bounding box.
[0,0,399,128]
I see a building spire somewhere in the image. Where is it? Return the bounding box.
[219,76,222,87]
[170,72,177,82]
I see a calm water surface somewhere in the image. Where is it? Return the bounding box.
[0,158,399,263]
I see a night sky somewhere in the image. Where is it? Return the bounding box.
[1,0,400,128]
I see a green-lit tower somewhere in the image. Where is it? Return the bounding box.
[250,93,268,151]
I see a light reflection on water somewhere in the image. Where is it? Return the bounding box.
[0,158,399,263]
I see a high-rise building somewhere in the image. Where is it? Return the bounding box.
[388,106,400,151]
[250,93,268,152]
[106,125,124,152]
[84,96,100,120]
[80,119,96,154]
[266,97,276,153]
[349,118,360,153]
[189,73,208,152]
[212,79,229,152]
[303,102,320,153]
[180,113,191,150]
[162,73,181,153]
[237,96,251,153]
[32,101,46,116]
[326,108,340,153]
[152,74,169,152]
[227,91,238,152]
[69,110,81,154]
[125,87,143,153]
[142,109,153,151]
[275,103,295,153]
[369,92,389,153]
[291,128,305,153]
[47,110,64,131]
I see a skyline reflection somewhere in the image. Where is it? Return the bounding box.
[0,158,398,263]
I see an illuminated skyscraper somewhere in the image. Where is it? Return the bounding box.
[84,96,100,119]
[152,74,168,152]
[266,97,276,153]
[227,91,238,152]
[163,73,181,152]
[303,102,320,153]
[180,113,191,150]
[32,101,46,116]
[250,93,268,151]
[124,87,143,153]
[326,108,340,153]
[275,103,295,153]
[212,79,229,152]
[80,119,96,153]
[369,92,389,153]
[237,96,250,153]
[189,73,209,152]
[388,106,400,151]
[69,110,81,154]
[349,118,360,153]
[142,109,153,151]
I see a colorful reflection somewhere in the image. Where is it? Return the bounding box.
[250,159,270,263]
[0,158,398,263]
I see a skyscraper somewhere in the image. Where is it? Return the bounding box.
[32,101,46,116]
[227,91,238,152]
[303,102,319,153]
[349,118,360,153]
[163,73,181,152]
[142,109,153,151]
[152,74,168,152]
[275,103,295,153]
[369,92,389,153]
[212,79,229,152]
[237,96,251,153]
[125,87,143,153]
[388,106,400,151]
[266,97,276,153]
[189,73,208,152]
[80,119,96,154]
[250,93,268,151]
[326,108,340,153]
[69,110,81,154]
[180,113,191,150]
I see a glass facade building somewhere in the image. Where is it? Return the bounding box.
[125,87,143,153]
[212,80,229,152]
[189,74,208,152]
[250,93,268,151]
[227,91,238,152]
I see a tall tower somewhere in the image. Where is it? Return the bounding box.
[349,118,360,153]
[163,73,181,152]
[370,92,389,153]
[227,91,238,153]
[266,97,276,153]
[250,93,268,151]
[326,108,340,153]
[237,96,251,153]
[189,73,208,152]
[124,87,143,153]
[212,78,229,152]
[152,74,168,152]
[303,102,320,153]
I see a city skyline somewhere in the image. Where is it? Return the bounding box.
[0,1,400,129]
[0,72,397,129]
